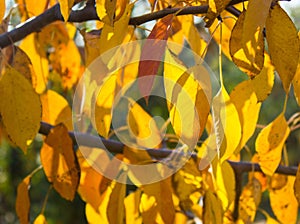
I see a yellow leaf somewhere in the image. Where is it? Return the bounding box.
[96,0,117,25]
[77,150,103,209]
[20,33,49,94]
[266,4,300,93]
[40,124,80,200]
[164,51,210,147]
[8,46,37,89]
[213,85,241,163]
[125,189,142,224]
[140,179,175,223]
[250,154,268,192]
[16,176,31,224]
[255,113,290,176]
[230,80,261,153]
[250,53,275,102]
[260,209,280,224]
[49,40,83,90]
[127,99,162,149]
[58,0,74,21]
[33,214,47,224]
[107,182,126,224]
[99,3,133,55]
[230,11,264,77]
[204,0,231,27]
[238,178,262,223]
[94,74,116,138]
[212,159,235,210]
[270,173,288,191]
[17,0,48,20]
[179,15,207,57]
[80,29,101,66]
[0,67,41,153]
[203,190,223,224]
[40,90,73,130]
[270,176,298,223]
[293,164,300,204]
[292,32,300,106]
[172,159,203,211]
[0,0,5,21]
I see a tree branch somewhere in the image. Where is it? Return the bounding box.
[0,0,249,49]
[39,121,298,176]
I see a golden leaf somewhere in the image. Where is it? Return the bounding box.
[80,29,101,66]
[124,189,142,224]
[0,67,41,153]
[20,33,49,94]
[213,85,241,163]
[16,176,31,224]
[0,0,4,21]
[58,0,74,21]
[255,113,290,176]
[250,53,275,102]
[265,4,300,93]
[40,124,80,200]
[293,164,300,204]
[96,0,117,25]
[98,3,133,54]
[140,179,175,223]
[164,51,210,147]
[292,31,300,106]
[77,150,103,210]
[230,11,264,77]
[212,159,235,210]
[40,90,73,130]
[250,154,268,192]
[270,176,298,223]
[127,99,162,149]
[204,0,231,27]
[17,0,48,20]
[33,214,47,224]
[203,190,223,224]
[238,178,262,223]
[230,80,261,153]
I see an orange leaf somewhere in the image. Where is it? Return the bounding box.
[138,14,174,103]
[16,176,31,224]
[40,124,80,200]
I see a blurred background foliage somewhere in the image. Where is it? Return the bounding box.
[0,0,299,223]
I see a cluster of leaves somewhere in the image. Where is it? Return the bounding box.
[0,0,300,223]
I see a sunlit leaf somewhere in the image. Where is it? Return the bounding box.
[96,0,117,25]
[17,0,48,20]
[140,178,175,223]
[238,178,262,223]
[99,3,133,55]
[164,51,210,147]
[138,14,174,103]
[127,99,162,148]
[49,40,83,90]
[16,176,31,224]
[203,189,223,224]
[77,150,103,209]
[0,0,4,21]
[33,214,47,224]
[58,0,74,21]
[230,11,264,77]
[270,176,298,223]
[292,32,300,106]
[250,53,275,102]
[80,29,101,66]
[250,154,268,192]
[255,113,290,176]
[212,159,235,210]
[0,67,41,153]
[20,33,49,94]
[124,189,142,224]
[213,85,241,163]
[230,80,261,153]
[40,90,73,130]
[40,124,80,200]
[265,4,300,93]
[204,0,231,27]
